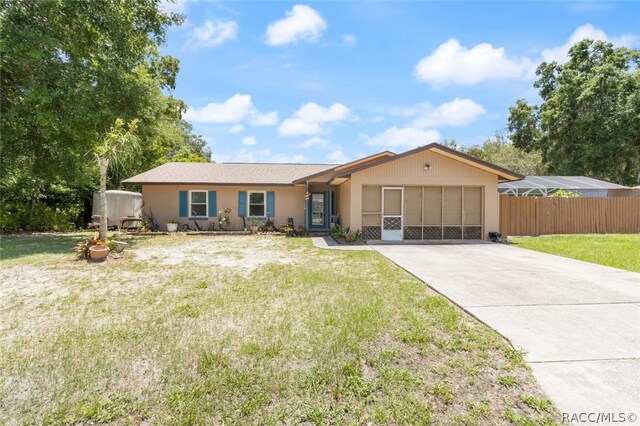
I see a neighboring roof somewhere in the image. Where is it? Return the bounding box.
[122,162,336,186]
[292,150,395,184]
[332,143,524,182]
[499,176,628,196]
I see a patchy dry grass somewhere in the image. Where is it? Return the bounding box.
[0,233,558,425]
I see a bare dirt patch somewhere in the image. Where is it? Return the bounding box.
[130,234,301,272]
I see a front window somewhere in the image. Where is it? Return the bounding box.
[190,191,207,217]
[248,191,266,217]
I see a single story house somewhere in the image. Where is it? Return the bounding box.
[498,176,628,197]
[123,143,523,241]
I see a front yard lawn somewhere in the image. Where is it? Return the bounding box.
[509,234,640,272]
[0,234,558,425]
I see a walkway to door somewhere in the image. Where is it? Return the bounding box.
[371,243,640,418]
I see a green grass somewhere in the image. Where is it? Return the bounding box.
[0,233,559,425]
[509,234,640,272]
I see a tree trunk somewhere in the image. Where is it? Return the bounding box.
[28,193,36,228]
[99,158,109,240]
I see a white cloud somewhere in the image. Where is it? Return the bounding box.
[242,136,257,146]
[217,149,308,163]
[414,39,534,86]
[228,124,244,133]
[296,102,351,122]
[390,98,486,128]
[411,24,638,87]
[299,136,330,148]
[265,4,327,46]
[248,111,279,126]
[279,102,351,136]
[542,23,638,63]
[185,94,252,123]
[185,19,238,50]
[342,34,357,47]
[279,119,322,137]
[366,126,442,148]
[185,94,278,127]
[327,149,349,163]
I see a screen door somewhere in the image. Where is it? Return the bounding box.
[310,193,325,228]
[381,187,403,240]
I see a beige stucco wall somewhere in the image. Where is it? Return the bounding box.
[344,150,500,238]
[142,184,306,231]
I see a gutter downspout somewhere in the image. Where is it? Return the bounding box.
[304,181,309,231]
[328,178,334,229]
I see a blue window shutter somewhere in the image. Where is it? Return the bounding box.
[267,191,275,217]
[208,191,217,217]
[179,191,188,217]
[238,191,247,216]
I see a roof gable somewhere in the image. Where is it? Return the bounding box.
[333,143,523,182]
[292,150,395,184]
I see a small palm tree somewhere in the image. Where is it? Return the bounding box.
[96,118,140,240]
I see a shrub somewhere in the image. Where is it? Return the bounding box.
[331,225,363,243]
[345,229,363,243]
[75,237,100,259]
[217,207,232,230]
[550,189,580,198]
[330,225,349,240]
[0,202,79,232]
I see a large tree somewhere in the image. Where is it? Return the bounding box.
[464,132,546,176]
[508,40,640,185]
[443,134,546,176]
[0,0,210,230]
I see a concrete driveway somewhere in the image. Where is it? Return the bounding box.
[371,242,640,421]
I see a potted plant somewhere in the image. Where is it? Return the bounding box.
[166,220,178,232]
[249,218,261,234]
[89,242,109,261]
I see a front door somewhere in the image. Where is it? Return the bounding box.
[381,187,403,241]
[309,192,326,229]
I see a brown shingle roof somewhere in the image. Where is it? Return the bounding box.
[122,162,336,186]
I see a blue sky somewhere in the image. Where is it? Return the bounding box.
[160,0,639,164]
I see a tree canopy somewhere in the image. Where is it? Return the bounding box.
[443,133,547,176]
[508,40,640,185]
[0,0,211,230]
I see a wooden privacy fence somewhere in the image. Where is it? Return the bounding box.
[499,196,640,236]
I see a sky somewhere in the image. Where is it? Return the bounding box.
[159,0,639,164]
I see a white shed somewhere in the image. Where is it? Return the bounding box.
[92,190,142,228]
